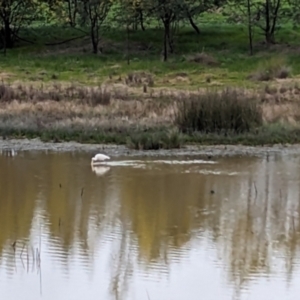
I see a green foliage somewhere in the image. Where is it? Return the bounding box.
[225,0,291,45]
[0,0,299,54]
[2,123,300,146]
[0,0,40,48]
[185,124,300,145]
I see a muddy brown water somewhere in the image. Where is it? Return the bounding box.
[1,150,300,300]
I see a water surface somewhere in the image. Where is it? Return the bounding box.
[1,150,300,300]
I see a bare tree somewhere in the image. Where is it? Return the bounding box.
[146,0,179,61]
[0,0,37,49]
[255,0,282,44]
[80,0,112,54]
[130,0,146,31]
[180,0,211,35]
[66,0,79,27]
[247,0,253,55]
[227,0,284,46]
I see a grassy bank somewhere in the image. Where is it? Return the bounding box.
[2,14,300,149]
[1,81,300,149]
[3,124,300,148]
[2,17,300,88]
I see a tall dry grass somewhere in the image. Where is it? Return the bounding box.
[0,81,300,147]
[0,82,111,106]
[175,88,263,134]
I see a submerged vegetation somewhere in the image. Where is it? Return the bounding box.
[1,0,300,149]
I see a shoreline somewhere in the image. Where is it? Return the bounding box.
[1,81,300,153]
[1,137,300,158]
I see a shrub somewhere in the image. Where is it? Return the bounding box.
[175,88,262,134]
[250,56,291,81]
[0,82,111,105]
[185,52,219,66]
[127,129,183,150]
[0,83,15,102]
[89,86,111,106]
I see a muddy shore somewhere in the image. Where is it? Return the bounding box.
[0,138,300,158]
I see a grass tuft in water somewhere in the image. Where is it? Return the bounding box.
[127,129,183,150]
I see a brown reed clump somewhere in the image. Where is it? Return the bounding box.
[175,88,263,134]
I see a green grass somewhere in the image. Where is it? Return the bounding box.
[186,123,300,146]
[1,124,300,149]
[1,15,300,88]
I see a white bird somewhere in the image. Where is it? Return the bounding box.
[91,153,110,165]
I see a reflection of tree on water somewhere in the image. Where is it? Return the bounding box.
[0,152,114,275]
[119,169,198,267]
[117,156,300,297]
[220,156,300,298]
[1,153,300,298]
[109,224,134,300]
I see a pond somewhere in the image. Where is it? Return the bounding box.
[1,150,300,300]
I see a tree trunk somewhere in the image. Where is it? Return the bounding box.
[265,31,275,44]
[168,34,174,53]
[165,21,174,54]
[188,14,200,34]
[269,0,281,44]
[247,0,253,55]
[139,9,145,31]
[127,21,130,65]
[4,20,13,48]
[133,15,138,30]
[0,30,6,55]
[67,0,76,27]
[163,22,168,62]
[91,26,98,54]
[264,0,274,44]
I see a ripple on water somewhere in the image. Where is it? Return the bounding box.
[102,159,217,167]
[184,169,242,176]
[1,152,300,300]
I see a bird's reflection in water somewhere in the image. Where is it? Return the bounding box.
[91,165,111,176]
